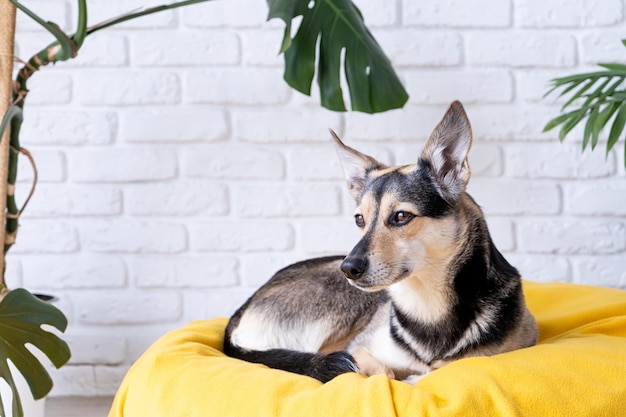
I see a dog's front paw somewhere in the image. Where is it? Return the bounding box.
[352,349,395,379]
[402,374,427,385]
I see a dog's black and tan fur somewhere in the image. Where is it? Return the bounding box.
[224,101,538,383]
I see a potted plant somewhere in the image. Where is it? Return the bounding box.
[0,0,409,415]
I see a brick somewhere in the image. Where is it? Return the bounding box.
[21,254,126,289]
[16,32,125,71]
[515,0,624,28]
[572,255,626,287]
[132,31,240,66]
[3,257,23,288]
[184,68,290,105]
[374,30,462,67]
[182,0,269,28]
[84,1,176,29]
[517,219,626,254]
[404,70,513,104]
[183,145,285,180]
[345,105,451,141]
[580,31,626,64]
[359,0,398,27]
[403,0,511,27]
[16,0,69,32]
[75,71,180,105]
[132,256,239,288]
[126,182,228,216]
[121,107,228,143]
[240,30,285,67]
[466,33,576,67]
[126,329,175,362]
[233,184,341,217]
[506,143,616,179]
[65,333,126,365]
[467,104,562,141]
[233,108,342,142]
[64,35,128,67]
[337,143,394,166]
[287,146,344,181]
[68,147,177,183]
[184,289,255,319]
[564,182,626,216]
[299,219,361,254]
[24,73,71,105]
[516,70,567,103]
[190,221,294,252]
[11,220,79,254]
[76,290,182,324]
[16,150,66,183]
[467,180,561,215]
[505,254,571,283]
[17,185,122,217]
[49,366,97,397]
[240,254,303,287]
[95,366,130,396]
[468,144,503,177]
[19,110,116,145]
[486,218,515,252]
[79,220,187,253]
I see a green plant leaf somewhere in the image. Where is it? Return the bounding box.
[72,0,88,49]
[598,62,626,72]
[582,106,599,151]
[607,102,626,156]
[560,78,598,110]
[85,0,214,36]
[558,109,587,141]
[543,108,585,132]
[0,289,70,417]
[592,101,620,149]
[544,38,626,166]
[268,0,408,113]
[10,0,77,62]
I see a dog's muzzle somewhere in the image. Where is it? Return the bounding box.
[340,257,368,280]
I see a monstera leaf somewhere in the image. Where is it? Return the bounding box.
[268,0,409,113]
[0,289,70,417]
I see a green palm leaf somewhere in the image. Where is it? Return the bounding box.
[267,0,409,113]
[0,289,70,417]
[544,39,626,166]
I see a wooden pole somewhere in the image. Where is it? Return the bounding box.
[0,1,17,293]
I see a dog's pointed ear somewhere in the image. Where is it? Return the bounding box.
[420,101,472,203]
[330,129,385,201]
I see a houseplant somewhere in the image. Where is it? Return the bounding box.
[544,39,626,166]
[0,0,409,416]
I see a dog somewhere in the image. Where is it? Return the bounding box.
[223,101,538,383]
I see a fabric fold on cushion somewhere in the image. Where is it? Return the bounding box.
[109,282,626,417]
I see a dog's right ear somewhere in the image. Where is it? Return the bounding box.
[330,129,384,201]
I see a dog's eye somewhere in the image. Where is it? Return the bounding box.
[391,211,414,226]
[354,214,365,228]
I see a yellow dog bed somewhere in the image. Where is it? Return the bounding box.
[109,282,626,417]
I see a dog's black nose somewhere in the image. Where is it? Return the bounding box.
[341,257,368,280]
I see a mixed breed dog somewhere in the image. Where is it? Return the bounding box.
[223,101,538,383]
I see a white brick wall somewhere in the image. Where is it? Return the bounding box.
[8,0,626,397]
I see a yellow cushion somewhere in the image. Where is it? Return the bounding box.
[108,282,626,417]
